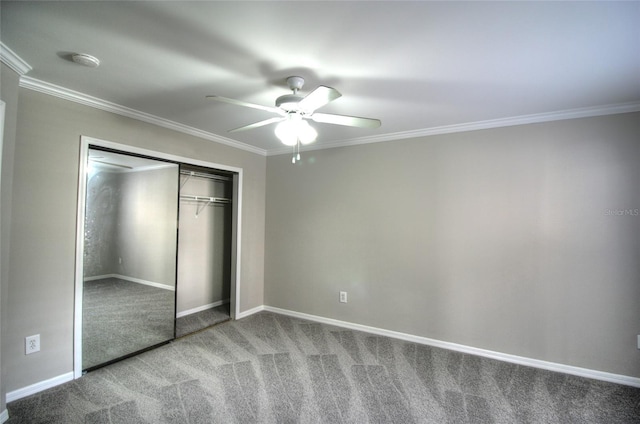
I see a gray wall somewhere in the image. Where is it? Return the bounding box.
[1,62,21,416]
[265,112,640,378]
[84,170,120,278]
[85,166,179,287]
[117,166,179,287]
[3,76,638,400]
[4,88,265,392]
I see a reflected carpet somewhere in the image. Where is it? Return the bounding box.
[176,303,231,338]
[83,278,174,370]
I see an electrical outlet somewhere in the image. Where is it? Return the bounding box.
[339,291,348,303]
[26,334,40,355]
[637,335,640,350]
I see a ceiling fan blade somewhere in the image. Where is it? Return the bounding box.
[298,86,342,112]
[311,113,381,128]
[206,95,285,115]
[228,117,284,133]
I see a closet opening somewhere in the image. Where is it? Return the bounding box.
[74,136,243,378]
[176,164,234,337]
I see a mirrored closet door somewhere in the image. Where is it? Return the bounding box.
[82,147,179,371]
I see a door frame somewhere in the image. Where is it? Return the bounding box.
[73,135,243,378]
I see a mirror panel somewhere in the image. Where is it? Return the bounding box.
[82,148,178,370]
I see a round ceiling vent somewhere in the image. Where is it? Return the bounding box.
[71,53,100,68]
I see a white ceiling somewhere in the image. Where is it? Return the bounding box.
[2,1,639,155]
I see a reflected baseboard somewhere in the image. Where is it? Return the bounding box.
[176,299,230,318]
[83,274,175,291]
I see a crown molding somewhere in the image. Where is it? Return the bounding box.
[0,42,32,75]
[16,73,639,158]
[267,101,640,156]
[19,77,267,156]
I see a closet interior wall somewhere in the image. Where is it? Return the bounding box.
[177,166,232,320]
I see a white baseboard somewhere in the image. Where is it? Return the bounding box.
[6,372,74,403]
[12,305,638,403]
[176,299,230,318]
[83,274,113,282]
[84,274,175,291]
[0,409,8,423]
[262,306,640,388]
[235,304,264,320]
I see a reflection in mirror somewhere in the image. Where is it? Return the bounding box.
[82,148,178,370]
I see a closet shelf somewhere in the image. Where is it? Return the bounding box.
[180,194,231,204]
[179,170,231,189]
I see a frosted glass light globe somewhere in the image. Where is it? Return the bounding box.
[275,120,298,146]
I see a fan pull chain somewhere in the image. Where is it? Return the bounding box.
[292,139,302,164]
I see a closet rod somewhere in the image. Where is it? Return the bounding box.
[179,170,231,182]
[179,194,231,204]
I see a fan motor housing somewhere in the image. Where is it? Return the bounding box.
[275,94,303,111]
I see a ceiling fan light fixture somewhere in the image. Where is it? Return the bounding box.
[208,75,379,151]
[275,114,317,146]
[297,120,317,145]
[274,119,298,146]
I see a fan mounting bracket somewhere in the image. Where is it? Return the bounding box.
[286,76,305,93]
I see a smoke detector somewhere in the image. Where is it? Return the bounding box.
[71,53,100,68]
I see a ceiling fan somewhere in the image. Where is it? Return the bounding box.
[207,76,381,149]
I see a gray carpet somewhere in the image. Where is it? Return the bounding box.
[8,311,640,423]
[83,278,175,370]
[176,303,231,338]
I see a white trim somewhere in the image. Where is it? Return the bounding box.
[235,305,265,320]
[15,74,640,159]
[84,274,175,291]
[268,101,640,156]
[73,139,89,379]
[176,299,230,318]
[262,306,640,388]
[82,274,116,282]
[19,77,266,157]
[0,101,3,424]
[15,305,639,401]
[0,42,32,75]
[74,136,244,378]
[230,172,242,321]
[82,136,245,174]
[6,372,74,403]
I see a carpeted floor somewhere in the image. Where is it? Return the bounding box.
[8,311,640,423]
[176,303,231,338]
[83,278,175,370]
